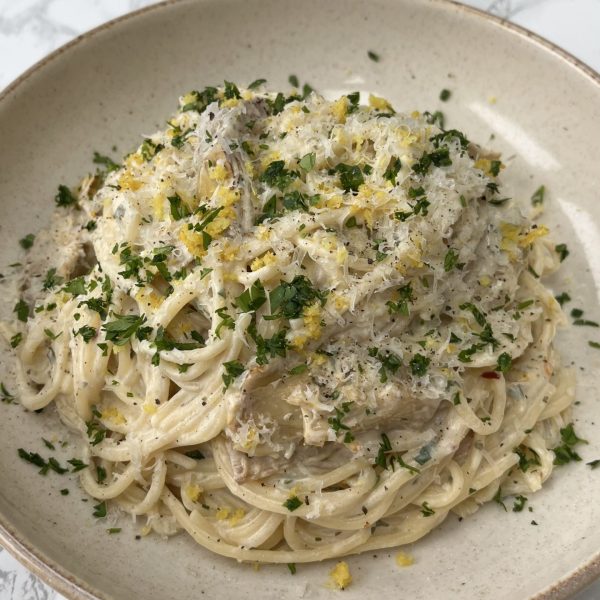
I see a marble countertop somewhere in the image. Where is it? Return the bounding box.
[0,1,599,599]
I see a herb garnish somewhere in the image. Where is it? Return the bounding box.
[410,353,430,376]
[102,313,147,346]
[420,501,435,516]
[375,433,420,473]
[386,283,413,316]
[267,276,327,320]
[55,185,77,207]
[222,360,245,389]
[555,243,569,262]
[19,234,35,250]
[552,423,587,465]
[283,496,302,512]
[531,185,545,206]
[93,501,107,518]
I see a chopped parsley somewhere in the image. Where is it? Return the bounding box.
[493,487,507,511]
[555,243,569,262]
[334,163,364,193]
[369,348,402,383]
[383,157,402,185]
[386,283,413,316]
[10,332,22,348]
[459,302,487,328]
[267,276,327,320]
[181,86,218,113]
[19,234,35,250]
[495,352,512,374]
[512,495,527,512]
[67,458,88,472]
[531,185,545,206]
[367,50,380,62]
[43,268,64,290]
[14,299,29,322]
[222,360,245,389]
[235,280,267,313]
[248,321,288,365]
[248,78,267,90]
[55,185,77,207]
[410,353,430,376]
[260,160,298,191]
[375,433,420,473]
[439,89,451,101]
[412,147,451,175]
[289,364,308,375]
[514,446,540,472]
[287,563,297,575]
[283,496,302,512]
[102,313,147,346]
[74,325,96,343]
[574,319,599,327]
[1,383,15,404]
[140,138,164,161]
[298,152,316,172]
[444,248,460,272]
[168,194,191,220]
[420,501,435,516]
[223,80,241,99]
[552,423,587,465]
[93,501,107,518]
[555,292,571,306]
[63,277,87,296]
[93,151,120,174]
[215,307,235,337]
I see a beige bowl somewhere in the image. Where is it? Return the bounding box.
[1,1,600,598]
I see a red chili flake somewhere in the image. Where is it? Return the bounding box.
[481,371,500,379]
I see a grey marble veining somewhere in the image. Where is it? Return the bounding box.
[0,0,599,599]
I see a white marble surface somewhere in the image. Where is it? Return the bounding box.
[0,1,599,599]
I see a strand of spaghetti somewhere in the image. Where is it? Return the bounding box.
[163,488,371,562]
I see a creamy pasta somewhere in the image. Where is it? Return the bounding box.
[3,83,574,563]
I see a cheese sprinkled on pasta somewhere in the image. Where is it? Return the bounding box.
[4,83,575,564]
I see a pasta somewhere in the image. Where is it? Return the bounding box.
[4,83,575,563]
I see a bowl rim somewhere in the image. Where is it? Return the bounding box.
[0,1,599,598]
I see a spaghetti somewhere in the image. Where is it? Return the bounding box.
[4,84,574,562]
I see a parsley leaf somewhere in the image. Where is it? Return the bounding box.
[496,352,512,374]
[334,163,364,193]
[102,313,147,346]
[555,243,569,262]
[552,423,587,465]
[260,161,298,191]
[235,281,267,313]
[531,185,545,206]
[298,152,316,172]
[410,353,430,376]
[283,496,302,511]
[14,299,29,322]
[222,360,245,389]
[55,185,77,207]
[268,276,327,320]
[168,194,191,220]
[19,234,35,250]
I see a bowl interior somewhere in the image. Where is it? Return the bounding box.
[1,1,600,598]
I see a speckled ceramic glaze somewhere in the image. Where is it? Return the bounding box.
[1,1,599,598]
